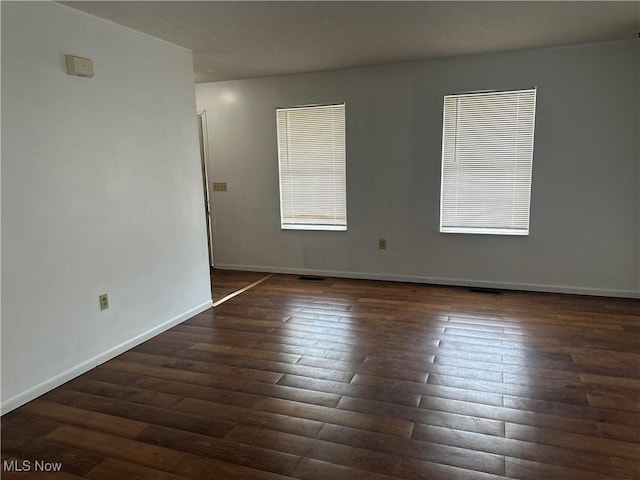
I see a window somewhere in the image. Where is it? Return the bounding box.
[440,88,537,235]
[276,103,346,231]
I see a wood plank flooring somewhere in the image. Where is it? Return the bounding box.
[2,271,639,479]
[211,269,271,304]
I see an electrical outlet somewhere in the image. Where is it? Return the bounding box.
[213,182,228,192]
[99,293,109,310]
[378,238,387,250]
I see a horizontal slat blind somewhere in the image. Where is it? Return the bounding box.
[277,104,346,230]
[440,89,536,235]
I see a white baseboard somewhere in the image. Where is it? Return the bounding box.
[214,263,639,299]
[0,299,213,415]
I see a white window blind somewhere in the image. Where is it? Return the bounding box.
[440,88,537,235]
[277,103,346,231]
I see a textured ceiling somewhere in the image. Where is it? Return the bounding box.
[62,1,639,83]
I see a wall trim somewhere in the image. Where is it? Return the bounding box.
[0,299,213,415]
[214,263,639,299]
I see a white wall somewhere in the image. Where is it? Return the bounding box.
[196,40,639,298]
[1,2,212,412]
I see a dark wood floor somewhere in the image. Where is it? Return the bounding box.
[211,269,270,304]
[2,271,639,479]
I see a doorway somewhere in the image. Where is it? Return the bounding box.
[197,111,214,268]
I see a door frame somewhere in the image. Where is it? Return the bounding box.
[197,110,214,267]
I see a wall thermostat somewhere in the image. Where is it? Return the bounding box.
[65,55,94,78]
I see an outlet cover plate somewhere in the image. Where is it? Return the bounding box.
[99,294,109,310]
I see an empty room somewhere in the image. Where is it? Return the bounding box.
[1,1,639,479]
